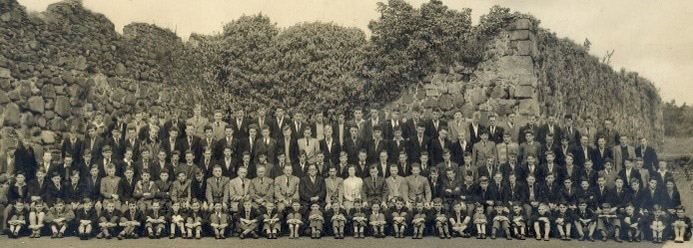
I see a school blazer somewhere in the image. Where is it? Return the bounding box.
[224,177,250,204]
[362,176,388,203]
[297,137,321,164]
[406,175,431,203]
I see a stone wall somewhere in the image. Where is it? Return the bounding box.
[387,18,540,125]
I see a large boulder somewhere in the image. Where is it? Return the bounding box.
[28,96,45,113]
[0,67,11,78]
[54,96,71,117]
[3,103,20,126]
[0,91,9,104]
[40,130,56,144]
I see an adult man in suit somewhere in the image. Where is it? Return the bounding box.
[472,131,496,167]
[425,108,447,139]
[274,165,300,212]
[612,135,636,173]
[161,110,186,141]
[486,114,504,144]
[320,125,340,165]
[495,132,519,166]
[249,165,274,207]
[574,135,593,168]
[636,137,658,172]
[298,164,326,208]
[406,164,432,206]
[297,128,321,165]
[310,112,328,141]
[362,165,388,207]
[224,166,251,212]
[468,112,485,145]
[436,149,459,178]
[447,110,468,143]
[210,109,229,141]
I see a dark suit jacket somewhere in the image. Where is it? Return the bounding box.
[362,176,388,203]
[428,137,450,165]
[364,139,388,164]
[449,140,471,165]
[468,123,485,145]
[590,147,612,171]
[486,125,505,144]
[254,137,278,164]
[388,138,408,163]
[320,138,340,166]
[636,145,658,172]
[342,136,364,164]
[298,176,326,206]
[407,135,430,164]
[230,117,250,139]
[538,124,562,147]
[425,119,447,139]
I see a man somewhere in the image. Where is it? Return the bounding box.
[574,135,593,168]
[274,165,300,212]
[214,126,237,161]
[540,151,563,184]
[297,128,321,165]
[298,164,326,208]
[161,110,186,141]
[634,137,657,173]
[324,166,344,209]
[406,164,431,206]
[291,112,307,141]
[450,131,471,166]
[85,125,104,162]
[519,131,540,164]
[198,148,215,179]
[362,165,388,207]
[612,135,636,173]
[486,114,504,144]
[181,125,202,164]
[436,149,459,179]
[311,112,328,141]
[240,124,260,162]
[502,113,521,143]
[200,125,218,157]
[555,136,574,166]
[249,165,274,207]
[472,131,496,167]
[293,151,310,179]
[224,167,251,212]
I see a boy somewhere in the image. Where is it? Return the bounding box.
[432,198,451,239]
[390,197,409,238]
[554,202,573,240]
[236,200,259,239]
[650,204,666,243]
[7,200,28,239]
[170,171,191,208]
[596,202,620,242]
[155,170,173,206]
[510,203,526,239]
[411,200,427,239]
[575,200,596,241]
[118,201,142,239]
[209,202,229,239]
[327,201,347,239]
[672,206,692,243]
[167,201,186,239]
[97,200,120,239]
[133,171,158,212]
[46,198,74,238]
[262,201,281,239]
[145,200,166,239]
[349,199,367,238]
[472,203,487,239]
[286,201,304,239]
[622,203,642,242]
[28,199,47,238]
[185,199,204,239]
[76,198,97,240]
[491,201,511,240]
[309,202,325,239]
[533,203,552,241]
[450,201,470,238]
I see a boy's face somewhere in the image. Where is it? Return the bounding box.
[172,203,180,211]
[559,205,567,212]
[16,203,24,211]
[453,204,462,211]
[434,202,443,210]
[84,202,92,211]
[626,207,634,215]
[267,203,275,212]
[214,203,222,212]
[52,176,61,184]
[513,206,522,213]
[125,170,134,179]
[56,203,64,211]
[106,203,115,211]
[292,203,301,210]
[160,173,169,181]
[192,202,200,211]
[311,204,319,210]
[527,177,535,184]
[446,170,455,179]
[152,203,160,211]
[476,208,484,214]
[243,201,252,209]
[649,180,657,189]
[177,173,186,181]
[578,203,587,210]
[676,209,685,217]
[581,181,589,189]
[142,173,151,181]
[597,178,605,186]
[129,203,137,211]
[37,171,46,179]
[389,166,398,176]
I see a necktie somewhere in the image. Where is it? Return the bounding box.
[286,177,290,188]
[241,179,245,194]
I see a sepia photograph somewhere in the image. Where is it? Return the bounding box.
[0,0,691,247]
